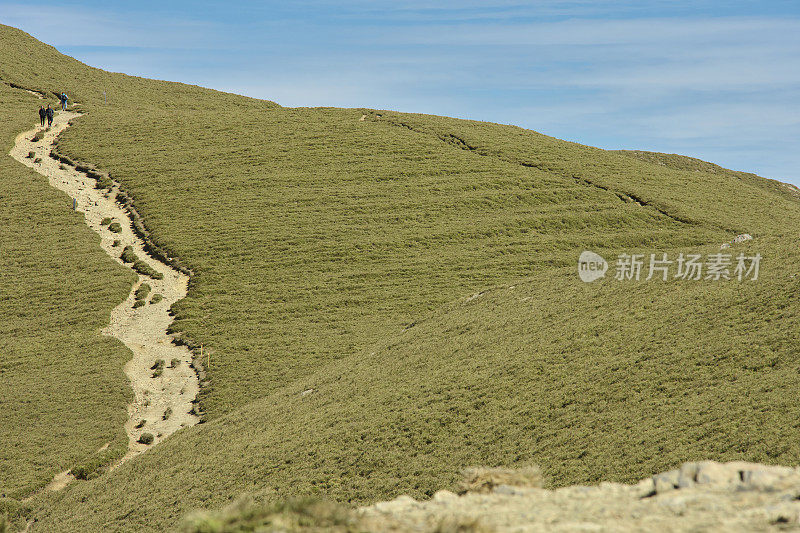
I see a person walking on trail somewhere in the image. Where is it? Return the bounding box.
[38,105,46,127]
[59,92,68,111]
[45,104,54,127]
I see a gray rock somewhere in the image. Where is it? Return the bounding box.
[360,461,800,531]
[677,462,699,488]
[653,469,680,493]
[432,489,459,502]
[695,461,740,485]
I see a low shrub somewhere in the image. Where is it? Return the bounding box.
[133,259,164,280]
[120,245,137,263]
[133,300,145,309]
[150,293,164,304]
[68,444,125,482]
[26,151,34,159]
[137,433,154,445]
[135,283,152,301]
[134,420,146,429]
[31,131,43,142]
[108,222,122,233]
[120,246,164,279]
[100,217,112,226]
[169,358,181,368]
[94,174,113,190]
[112,240,121,247]
[70,465,91,481]
[33,158,41,164]
[162,407,172,420]
[151,359,165,377]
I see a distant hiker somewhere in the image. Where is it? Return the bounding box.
[46,104,54,127]
[38,105,46,127]
[59,92,68,110]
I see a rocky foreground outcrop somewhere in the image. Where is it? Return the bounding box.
[359,461,800,532]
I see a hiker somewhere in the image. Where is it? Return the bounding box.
[38,105,46,127]
[46,104,54,127]
[59,92,68,110]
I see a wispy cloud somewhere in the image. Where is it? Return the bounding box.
[1,1,798,182]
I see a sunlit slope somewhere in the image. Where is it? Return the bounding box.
[369,111,800,235]
[55,106,800,419]
[54,104,725,417]
[4,23,800,533]
[32,235,800,532]
[0,24,278,111]
[0,22,276,504]
[0,83,134,502]
[614,149,800,202]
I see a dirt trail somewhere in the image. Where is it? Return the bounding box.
[10,112,200,486]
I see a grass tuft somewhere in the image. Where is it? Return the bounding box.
[69,443,126,482]
[120,245,137,263]
[138,433,154,445]
[133,260,164,280]
[151,359,165,378]
[120,246,164,279]
[134,283,151,301]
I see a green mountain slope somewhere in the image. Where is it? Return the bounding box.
[1,24,799,532]
[0,82,134,502]
[33,236,800,533]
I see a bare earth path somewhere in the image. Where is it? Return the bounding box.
[10,112,199,491]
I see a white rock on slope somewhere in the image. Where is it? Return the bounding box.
[359,461,800,532]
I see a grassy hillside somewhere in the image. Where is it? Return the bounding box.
[29,237,800,532]
[2,24,800,532]
[0,84,134,505]
[54,105,720,417]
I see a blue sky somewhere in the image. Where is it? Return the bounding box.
[2,1,799,183]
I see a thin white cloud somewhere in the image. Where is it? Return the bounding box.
[1,3,798,182]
